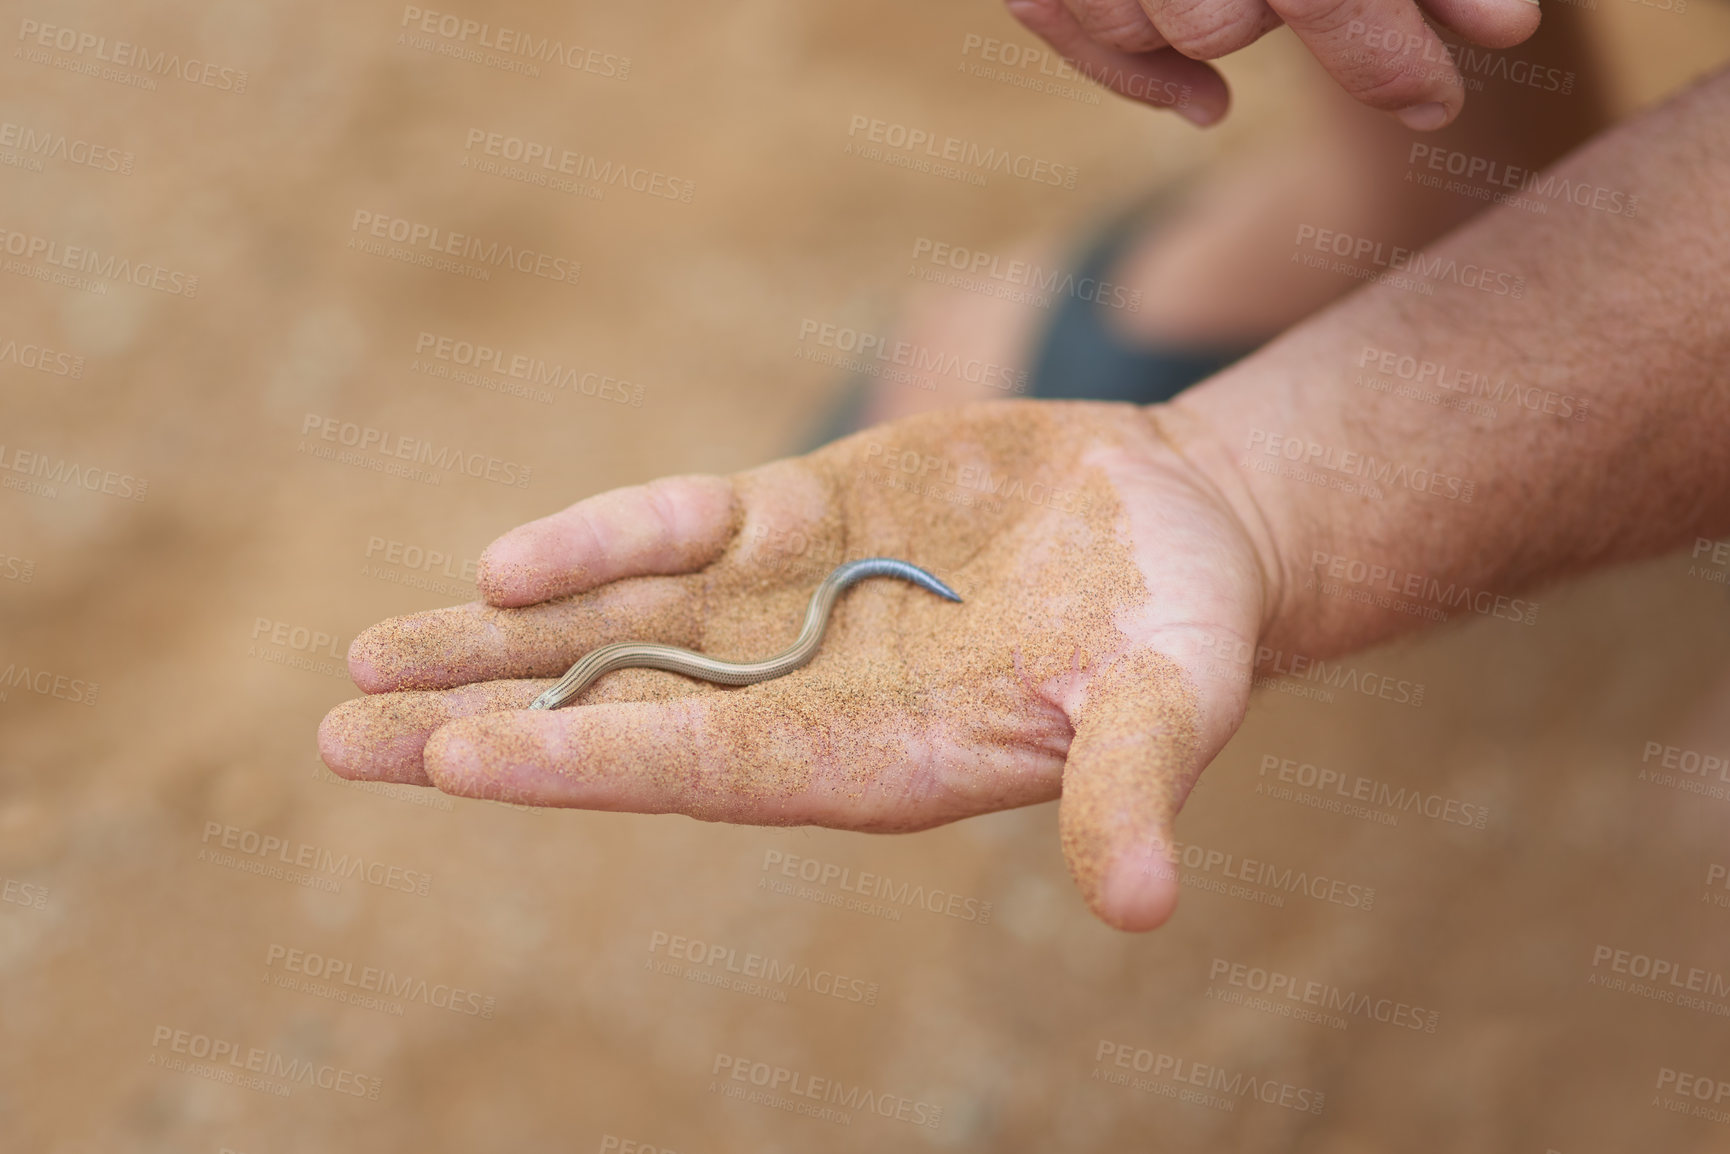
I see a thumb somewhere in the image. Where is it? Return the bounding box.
[1058,649,1222,932]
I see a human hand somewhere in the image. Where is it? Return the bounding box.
[1004,0,1541,129]
[318,402,1279,931]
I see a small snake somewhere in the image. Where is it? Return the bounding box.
[526,557,962,710]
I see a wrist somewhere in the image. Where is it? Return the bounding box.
[1156,359,1362,662]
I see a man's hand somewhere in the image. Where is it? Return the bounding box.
[1004,0,1541,128]
[318,402,1277,931]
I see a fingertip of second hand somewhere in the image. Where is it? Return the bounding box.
[1395,101,1455,132]
[1173,99,1224,129]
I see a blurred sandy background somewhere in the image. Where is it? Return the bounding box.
[5,0,1730,1150]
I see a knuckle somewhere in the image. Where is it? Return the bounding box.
[639,477,691,543]
[1073,0,1166,50]
[1101,20,1167,52]
[568,505,611,564]
[1154,0,1270,58]
[1261,0,1451,105]
[1004,0,1065,31]
[1267,0,1359,28]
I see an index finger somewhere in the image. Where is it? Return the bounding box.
[477,473,739,607]
[1006,0,1232,125]
[1267,0,1473,128]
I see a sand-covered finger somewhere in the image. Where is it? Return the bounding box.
[420,693,952,826]
[321,669,723,785]
[477,474,739,606]
[1058,652,1201,931]
[318,681,549,786]
[346,576,701,692]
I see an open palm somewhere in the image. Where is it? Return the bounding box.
[319,401,1273,930]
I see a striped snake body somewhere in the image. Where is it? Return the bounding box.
[527,557,961,710]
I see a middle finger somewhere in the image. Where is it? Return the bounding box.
[346,574,706,693]
[1063,0,1170,51]
[1141,0,1283,62]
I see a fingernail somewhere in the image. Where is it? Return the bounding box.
[1174,99,1221,129]
[1396,102,1450,131]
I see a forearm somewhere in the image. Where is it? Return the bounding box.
[1170,65,1730,660]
